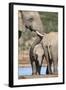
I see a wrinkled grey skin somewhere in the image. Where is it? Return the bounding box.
[18,11,44,53]
[30,44,44,75]
[30,32,58,75]
[22,11,44,33]
[41,32,58,74]
[18,11,58,75]
[21,11,45,75]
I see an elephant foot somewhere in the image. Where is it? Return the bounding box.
[46,70,52,75]
[32,72,40,76]
[36,72,40,75]
[32,72,37,75]
[53,72,58,75]
[46,67,52,75]
[48,70,53,74]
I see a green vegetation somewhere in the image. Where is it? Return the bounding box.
[39,12,58,33]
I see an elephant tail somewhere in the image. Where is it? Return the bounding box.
[48,45,52,60]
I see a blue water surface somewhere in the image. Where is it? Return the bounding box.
[18,67,46,76]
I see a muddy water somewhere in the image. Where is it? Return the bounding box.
[18,66,47,76]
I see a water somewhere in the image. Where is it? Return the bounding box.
[18,67,47,76]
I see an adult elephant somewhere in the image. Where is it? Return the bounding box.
[19,11,44,44]
[18,11,44,54]
[21,11,45,75]
[18,11,44,53]
[29,32,58,75]
[41,32,58,74]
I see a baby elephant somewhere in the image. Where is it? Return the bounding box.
[29,44,44,75]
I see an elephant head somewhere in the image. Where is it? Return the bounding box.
[33,44,44,74]
[34,44,44,65]
[21,11,44,33]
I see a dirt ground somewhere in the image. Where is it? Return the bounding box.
[18,74,58,79]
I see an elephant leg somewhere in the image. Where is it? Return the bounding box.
[46,60,52,74]
[31,61,37,75]
[53,63,57,75]
[36,61,40,75]
[44,47,52,74]
[47,62,52,74]
[36,57,43,75]
[46,66,49,74]
[38,65,41,75]
[38,58,44,75]
[53,59,58,75]
[37,65,41,75]
[29,47,37,75]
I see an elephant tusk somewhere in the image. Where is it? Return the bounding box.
[36,31,44,37]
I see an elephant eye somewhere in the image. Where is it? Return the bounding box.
[28,17,33,22]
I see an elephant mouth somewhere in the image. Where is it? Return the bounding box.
[25,25,44,37]
[28,26,34,31]
[25,25,35,32]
